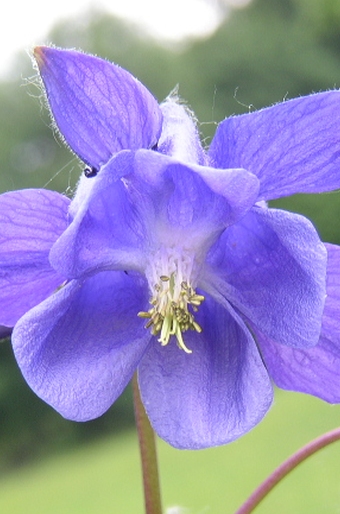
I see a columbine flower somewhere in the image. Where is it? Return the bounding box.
[2,47,340,449]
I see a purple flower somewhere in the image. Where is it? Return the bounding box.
[2,47,340,449]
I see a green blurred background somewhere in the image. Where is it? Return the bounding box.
[1,0,340,512]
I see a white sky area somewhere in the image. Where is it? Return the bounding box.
[1,0,250,79]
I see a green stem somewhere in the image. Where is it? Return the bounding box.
[132,372,163,514]
[235,426,340,514]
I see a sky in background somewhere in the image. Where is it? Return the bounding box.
[1,0,250,79]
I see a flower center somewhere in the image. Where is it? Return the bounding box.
[138,248,204,353]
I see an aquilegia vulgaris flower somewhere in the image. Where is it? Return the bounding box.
[2,46,340,449]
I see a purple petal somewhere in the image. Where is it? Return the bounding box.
[12,270,151,420]
[51,149,260,279]
[259,244,340,402]
[49,151,147,279]
[209,91,340,200]
[135,150,260,228]
[34,47,163,168]
[0,189,70,326]
[206,206,327,349]
[138,295,273,449]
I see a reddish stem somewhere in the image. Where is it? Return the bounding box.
[235,426,340,514]
[132,372,163,514]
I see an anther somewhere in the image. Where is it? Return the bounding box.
[138,269,204,353]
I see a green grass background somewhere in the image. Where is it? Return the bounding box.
[0,389,340,514]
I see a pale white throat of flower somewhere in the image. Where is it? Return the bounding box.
[138,247,205,354]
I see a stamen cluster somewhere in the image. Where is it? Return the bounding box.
[138,273,204,353]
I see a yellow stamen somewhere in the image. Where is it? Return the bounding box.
[138,272,204,352]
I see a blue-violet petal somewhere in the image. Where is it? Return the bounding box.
[0,189,69,326]
[12,271,151,420]
[34,47,163,168]
[209,91,340,200]
[206,206,327,349]
[138,293,273,449]
[258,243,340,402]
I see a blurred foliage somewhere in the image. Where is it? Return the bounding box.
[1,0,340,471]
[1,390,340,513]
[0,342,61,467]
[0,342,135,473]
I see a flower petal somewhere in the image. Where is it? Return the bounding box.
[259,244,340,402]
[34,46,163,168]
[0,189,69,326]
[49,151,147,279]
[158,99,206,165]
[51,149,259,279]
[135,149,260,228]
[138,294,273,449]
[206,206,327,349]
[209,91,340,200]
[12,270,151,420]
